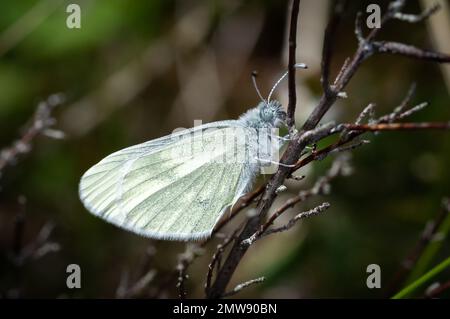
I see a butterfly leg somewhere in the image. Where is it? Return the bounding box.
[273,135,291,142]
[254,157,296,168]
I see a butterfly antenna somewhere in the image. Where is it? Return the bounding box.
[251,70,266,103]
[267,63,307,103]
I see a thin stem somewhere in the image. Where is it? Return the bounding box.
[222,277,265,298]
[286,0,301,129]
[321,0,347,96]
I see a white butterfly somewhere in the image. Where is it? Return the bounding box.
[79,64,307,241]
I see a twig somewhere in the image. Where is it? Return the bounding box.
[294,97,433,171]
[12,221,60,266]
[336,122,450,132]
[205,229,240,295]
[354,12,365,45]
[0,94,65,178]
[242,156,348,247]
[32,242,60,260]
[355,103,375,125]
[274,119,449,174]
[393,3,440,23]
[372,41,450,63]
[330,139,370,154]
[286,0,301,129]
[386,83,417,122]
[117,269,157,298]
[116,245,157,298]
[176,244,204,299]
[321,0,347,96]
[397,102,428,120]
[298,122,337,145]
[333,57,350,86]
[221,277,265,298]
[301,2,448,131]
[116,270,130,298]
[339,103,376,139]
[244,202,330,246]
[263,202,330,237]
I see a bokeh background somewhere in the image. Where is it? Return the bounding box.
[0,0,449,298]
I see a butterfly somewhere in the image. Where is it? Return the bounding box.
[78,64,306,241]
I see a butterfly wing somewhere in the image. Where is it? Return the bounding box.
[79,122,258,240]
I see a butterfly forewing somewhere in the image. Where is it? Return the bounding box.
[79,125,254,240]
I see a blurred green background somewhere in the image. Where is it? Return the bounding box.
[0,0,449,298]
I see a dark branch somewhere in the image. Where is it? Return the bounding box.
[321,0,347,96]
[286,0,301,129]
[205,229,240,295]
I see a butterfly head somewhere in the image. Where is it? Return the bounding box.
[239,100,287,129]
[257,100,286,128]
